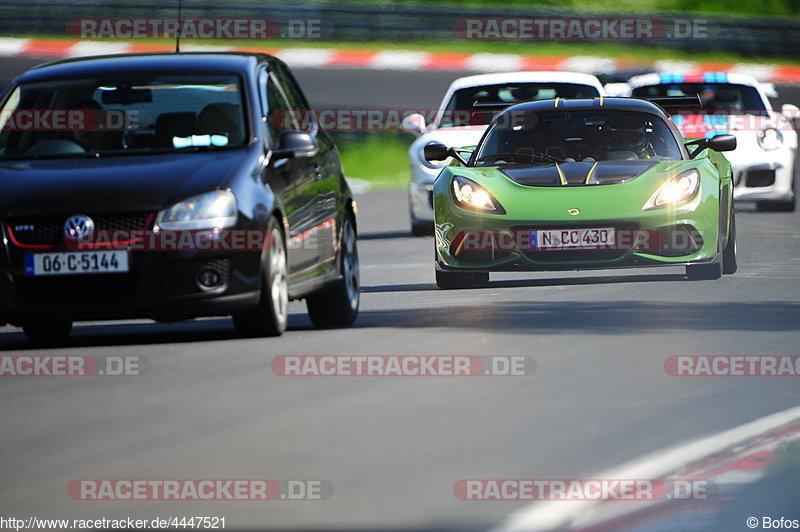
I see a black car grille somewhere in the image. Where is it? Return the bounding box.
[14,274,139,305]
[652,224,704,257]
[522,249,630,262]
[744,169,775,188]
[7,213,152,247]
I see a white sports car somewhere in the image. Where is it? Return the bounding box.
[625,72,799,211]
[401,71,605,235]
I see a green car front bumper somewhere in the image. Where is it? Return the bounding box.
[434,162,730,272]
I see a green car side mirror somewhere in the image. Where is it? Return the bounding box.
[687,134,736,159]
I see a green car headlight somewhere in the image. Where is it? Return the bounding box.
[757,127,783,151]
[451,176,505,214]
[156,190,238,230]
[643,169,700,210]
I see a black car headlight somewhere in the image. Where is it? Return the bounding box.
[155,190,238,231]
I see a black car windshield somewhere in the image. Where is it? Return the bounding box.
[438,83,601,128]
[631,82,768,115]
[474,109,684,165]
[0,73,247,159]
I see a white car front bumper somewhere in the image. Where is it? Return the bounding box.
[727,132,796,204]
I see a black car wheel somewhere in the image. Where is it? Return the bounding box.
[306,216,360,327]
[410,217,433,237]
[22,320,73,340]
[233,217,288,337]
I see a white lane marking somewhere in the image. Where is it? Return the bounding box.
[496,404,800,532]
[466,53,524,72]
[370,50,428,70]
[653,60,698,73]
[559,56,617,74]
[275,48,334,68]
[730,63,777,80]
[67,41,131,57]
[0,38,30,57]
[175,44,233,52]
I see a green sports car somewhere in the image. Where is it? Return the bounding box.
[428,97,738,289]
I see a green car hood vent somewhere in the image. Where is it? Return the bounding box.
[500,160,658,187]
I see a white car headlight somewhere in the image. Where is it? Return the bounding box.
[452,176,504,213]
[156,190,238,230]
[757,128,783,151]
[420,142,449,170]
[643,169,700,210]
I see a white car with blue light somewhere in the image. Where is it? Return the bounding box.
[626,72,798,211]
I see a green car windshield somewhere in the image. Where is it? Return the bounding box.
[475,110,684,165]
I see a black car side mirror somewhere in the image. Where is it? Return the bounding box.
[707,134,737,152]
[273,131,318,159]
[686,134,736,159]
[423,143,450,161]
[423,143,469,165]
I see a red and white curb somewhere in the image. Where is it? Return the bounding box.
[496,404,800,532]
[2,38,800,83]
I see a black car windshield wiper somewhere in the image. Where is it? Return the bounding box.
[0,151,101,161]
[476,152,563,165]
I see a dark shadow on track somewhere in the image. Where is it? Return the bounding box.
[351,300,800,334]
[0,314,315,351]
[361,271,687,293]
[358,230,419,240]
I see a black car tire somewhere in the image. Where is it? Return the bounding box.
[306,216,360,327]
[410,217,433,237]
[722,212,738,275]
[435,269,489,289]
[22,320,73,340]
[233,217,289,337]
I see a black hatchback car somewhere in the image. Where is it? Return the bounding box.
[0,53,359,339]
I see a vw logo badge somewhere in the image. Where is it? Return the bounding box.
[568,208,580,216]
[64,214,95,241]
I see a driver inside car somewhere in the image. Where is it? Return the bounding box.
[599,118,656,160]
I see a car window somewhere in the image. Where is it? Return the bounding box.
[475,110,684,164]
[632,82,768,114]
[261,72,301,145]
[269,64,315,133]
[0,74,247,159]
[439,83,601,128]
